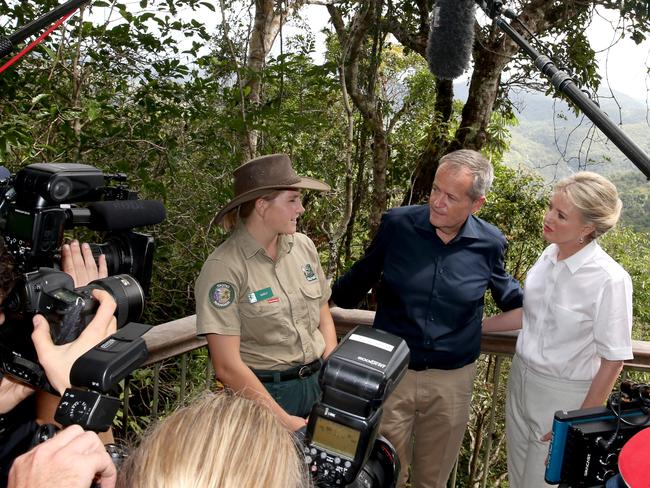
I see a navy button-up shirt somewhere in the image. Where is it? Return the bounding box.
[331,205,523,370]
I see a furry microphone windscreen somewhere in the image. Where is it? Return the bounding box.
[426,0,476,80]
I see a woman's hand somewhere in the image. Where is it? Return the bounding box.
[286,415,308,432]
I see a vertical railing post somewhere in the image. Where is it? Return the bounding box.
[122,377,131,438]
[206,351,214,389]
[449,458,459,487]
[180,353,188,405]
[481,355,503,488]
[152,361,161,419]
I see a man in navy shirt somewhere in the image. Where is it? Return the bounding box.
[331,149,523,488]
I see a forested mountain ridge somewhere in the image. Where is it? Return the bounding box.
[457,83,650,233]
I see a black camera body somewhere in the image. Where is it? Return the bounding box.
[0,162,165,294]
[0,267,145,392]
[546,381,650,487]
[303,325,410,487]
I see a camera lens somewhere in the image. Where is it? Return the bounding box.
[88,240,130,276]
[88,274,144,327]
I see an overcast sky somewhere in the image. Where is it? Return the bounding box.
[85,1,650,102]
[293,4,650,102]
[588,10,650,101]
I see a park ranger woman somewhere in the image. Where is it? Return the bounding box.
[195,154,337,432]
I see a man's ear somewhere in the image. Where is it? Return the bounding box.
[471,195,486,214]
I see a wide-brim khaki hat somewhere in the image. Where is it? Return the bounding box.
[215,153,330,223]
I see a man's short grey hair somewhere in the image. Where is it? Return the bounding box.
[438,149,494,200]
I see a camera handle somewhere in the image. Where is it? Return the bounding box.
[0,0,90,61]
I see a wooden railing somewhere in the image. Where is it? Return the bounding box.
[142,308,650,368]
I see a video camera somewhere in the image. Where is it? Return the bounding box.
[0,162,163,393]
[303,325,410,487]
[545,381,650,487]
[0,162,166,294]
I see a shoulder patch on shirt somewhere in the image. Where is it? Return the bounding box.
[208,282,235,309]
[302,263,317,282]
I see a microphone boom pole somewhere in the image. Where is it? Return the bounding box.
[0,0,90,59]
[479,1,650,180]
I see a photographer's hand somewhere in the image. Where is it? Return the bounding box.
[31,290,117,396]
[62,240,108,287]
[8,424,116,488]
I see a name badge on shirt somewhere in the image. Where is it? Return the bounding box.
[248,287,274,303]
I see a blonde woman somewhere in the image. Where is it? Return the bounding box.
[195,154,336,432]
[483,172,633,487]
[118,392,310,488]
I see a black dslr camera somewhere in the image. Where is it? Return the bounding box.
[0,162,166,294]
[545,381,650,487]
[303,325,410,487]
[0,162,163,393]
[0,267,144,392]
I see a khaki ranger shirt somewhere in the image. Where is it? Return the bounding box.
[195,224,331,370]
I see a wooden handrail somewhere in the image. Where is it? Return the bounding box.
[142,308,650,369]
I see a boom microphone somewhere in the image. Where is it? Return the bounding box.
[426,0,476,80]
[86,200,166,231]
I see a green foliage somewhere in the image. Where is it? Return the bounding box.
[609,170,650,234]
[479,163,549,285]
[600,227,650,338]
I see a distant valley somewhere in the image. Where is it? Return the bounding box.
[455,84,650,233]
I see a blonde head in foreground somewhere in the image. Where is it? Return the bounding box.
[117,391,310,488]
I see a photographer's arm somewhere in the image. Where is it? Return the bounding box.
[0,377,33,415]
[206,334,307,432]
[8,424,116,488]
[35,239,112,438]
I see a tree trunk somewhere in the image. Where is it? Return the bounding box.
[240,0,307,159]
[402,78,454,205]
[328,0,391,237]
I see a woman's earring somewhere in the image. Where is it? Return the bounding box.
[578,236,584,244]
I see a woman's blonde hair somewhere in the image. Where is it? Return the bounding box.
[554,171,623,239]
[117,391,310,488]
[221,190,283,231]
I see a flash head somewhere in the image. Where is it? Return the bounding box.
[13,163,106,207]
